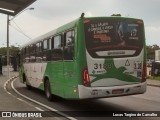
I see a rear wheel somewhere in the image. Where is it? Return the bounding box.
[26,82,32,90]
[44,79,59,102]
[23,74,31,90]
[44,79,53,101]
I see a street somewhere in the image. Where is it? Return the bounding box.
[7,77,160,120]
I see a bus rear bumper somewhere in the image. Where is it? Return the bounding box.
[78,82,146,99]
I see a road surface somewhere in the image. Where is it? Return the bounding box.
[6,77,160,120]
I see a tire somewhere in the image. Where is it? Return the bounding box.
[44,79,53,101]
[26,82,32,90]
[23,74,31,90]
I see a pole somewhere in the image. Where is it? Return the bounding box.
[6,8,34,78]
[0,55,2,75]
[7,15,10,78]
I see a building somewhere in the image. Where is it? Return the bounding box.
[155,50,160,61]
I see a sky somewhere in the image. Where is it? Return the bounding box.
[0,0,160,47]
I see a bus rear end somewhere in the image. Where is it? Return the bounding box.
[78,17,146,99]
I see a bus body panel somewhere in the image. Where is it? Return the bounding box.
[84,18,146,88]
[86,48,144,87]
[19,16,146,100]
[23,62,47,88]
[78,82,146,99]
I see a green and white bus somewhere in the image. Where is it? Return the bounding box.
[19,15,147,101]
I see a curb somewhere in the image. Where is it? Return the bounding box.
[3,75,19,91]
[147,84,160,87]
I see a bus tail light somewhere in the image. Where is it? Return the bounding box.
[83,19,91,23]
[82,68,91,87]
[142,64,147,82]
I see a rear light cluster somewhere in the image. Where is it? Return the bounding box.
[142,64,147,82]
[83,19,91,23]
[82,67,91,87]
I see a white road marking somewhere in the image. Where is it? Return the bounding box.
[11,78,77,120]
[17,98,23,101]
[7,92,11,95]
[35,107,44,111]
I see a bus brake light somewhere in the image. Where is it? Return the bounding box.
[84,19,90,23]
[82,68,91,87]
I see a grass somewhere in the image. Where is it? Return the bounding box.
[148,76,160,81]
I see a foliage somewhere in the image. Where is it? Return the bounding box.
[0,45,20,57]
[148,76,160,81]
[146,44,160,59]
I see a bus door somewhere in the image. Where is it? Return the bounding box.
[29,42,43,87]
[63,30,75,96]
[50,35,64,94]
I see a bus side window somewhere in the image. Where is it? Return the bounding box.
[35,42,43,62]
[64,30,74,60]
[23,48,26,63]
[29,44,36,63]
[43,38,52,61]
[52,35,63,61]
[24,46,30,63]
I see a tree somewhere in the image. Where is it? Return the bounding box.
[0,46,20,57]
[0,47,7,56]
[10,45,20,57]
[146,44,160,59]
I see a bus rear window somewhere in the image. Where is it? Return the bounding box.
[84,19,144,58]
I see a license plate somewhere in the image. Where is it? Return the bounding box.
[112,89,124,94]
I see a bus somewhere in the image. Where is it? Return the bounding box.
[19,14,147,101]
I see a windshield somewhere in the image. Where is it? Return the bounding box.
[84,18,144,58]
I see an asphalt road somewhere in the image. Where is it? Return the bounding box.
[11,78,160,120]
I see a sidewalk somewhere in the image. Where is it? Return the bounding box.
[0,70,38,112]
[147,79,160,87]
[0,70,55,119]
